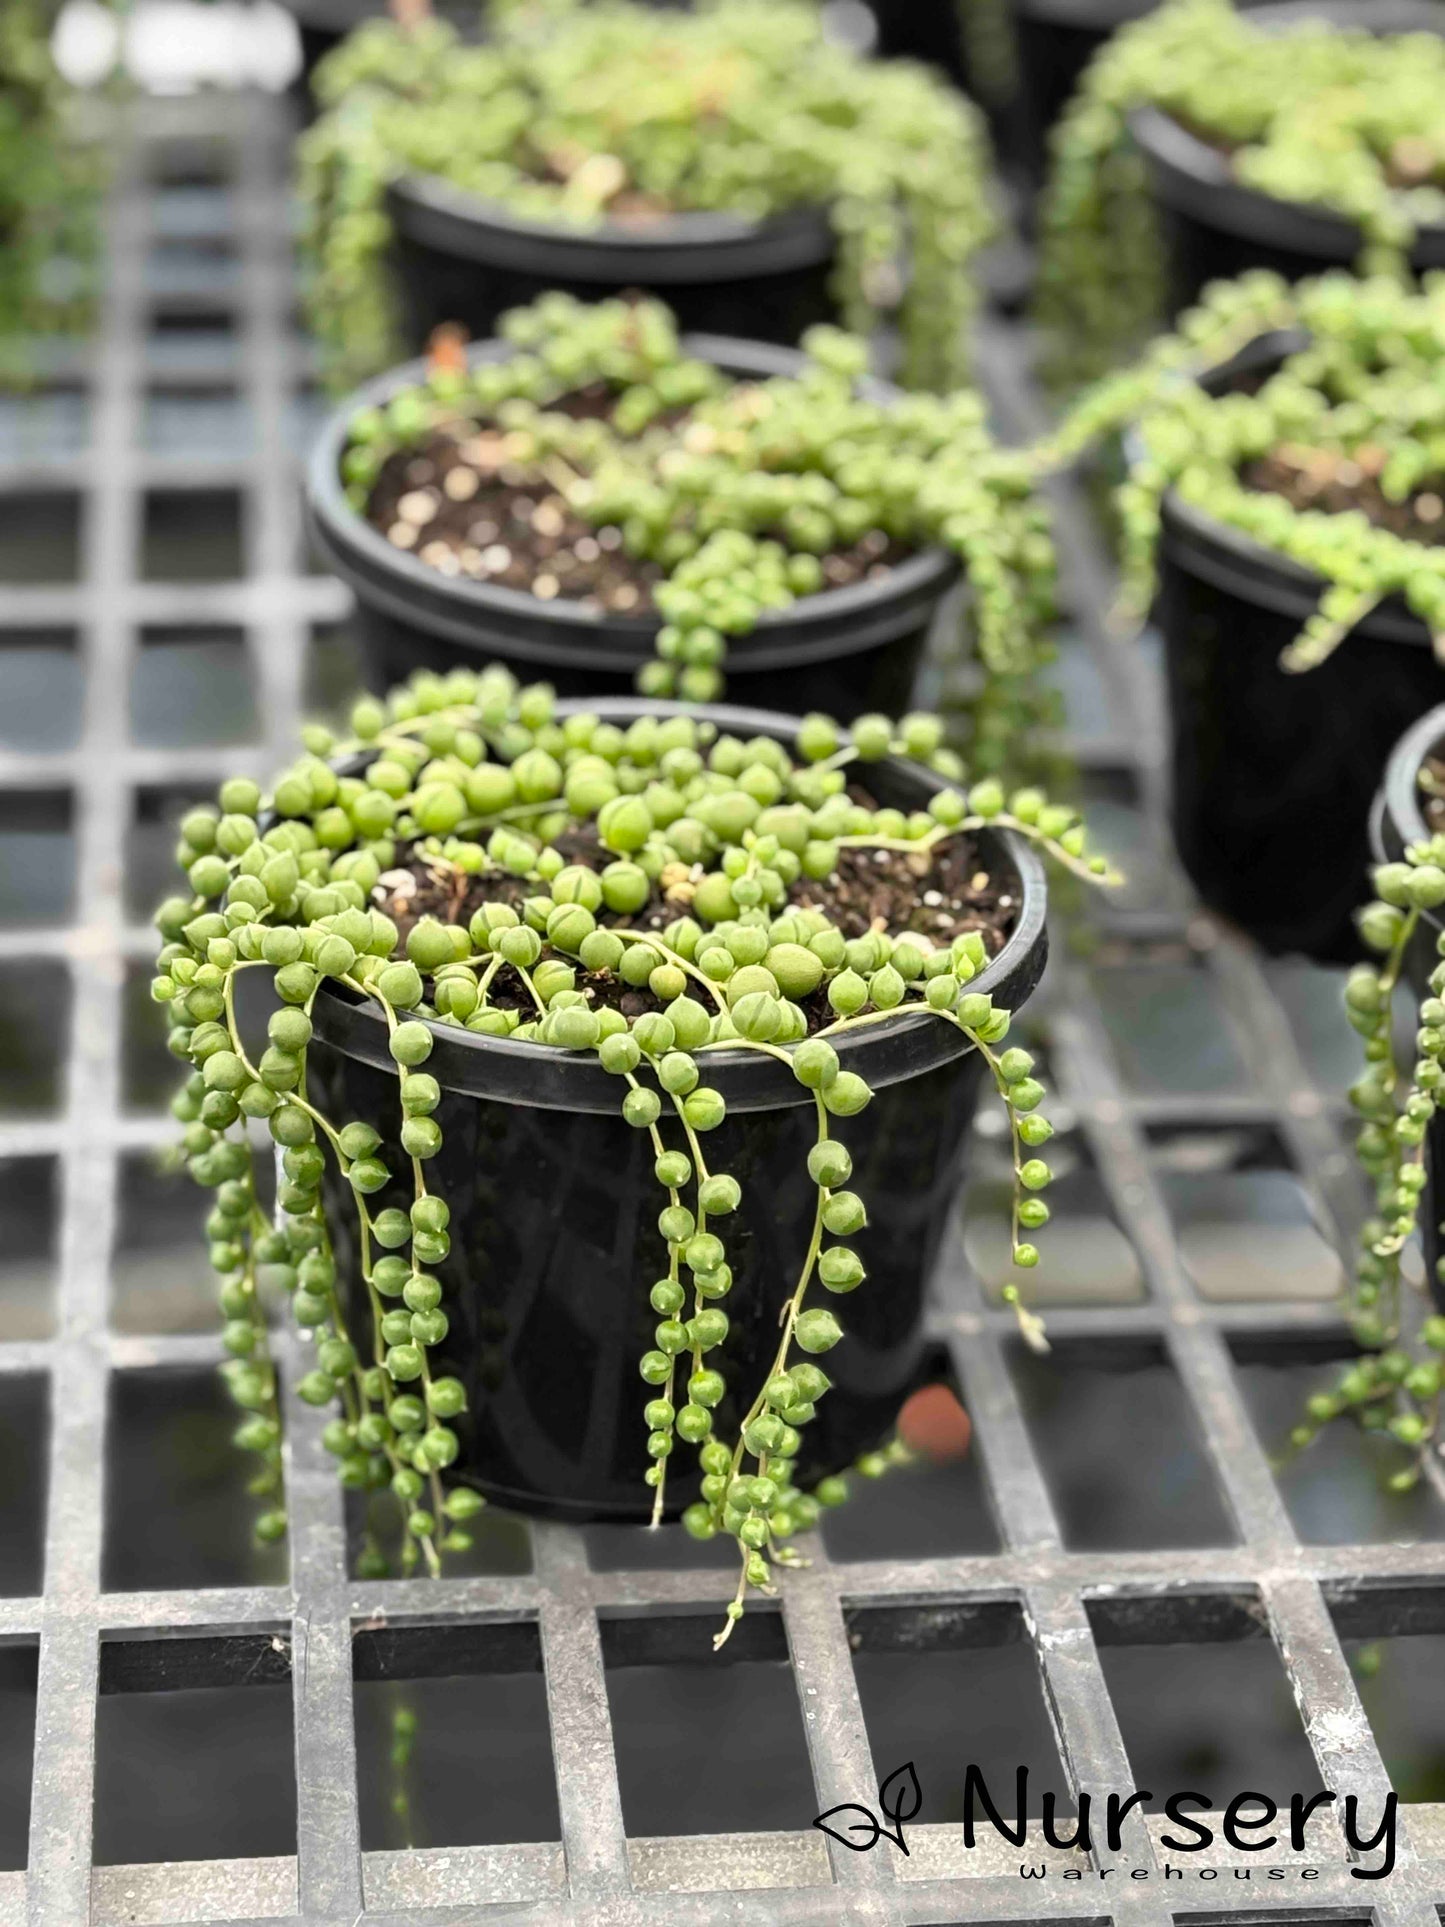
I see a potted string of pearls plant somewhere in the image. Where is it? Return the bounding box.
[1290,720,1445,1487]
[1036,267,1445,962]
[0,0,101,382]
[297,0,997,392]
[151,664,1117,1641]
[306,292,1060,765]
[1034,0,1445,385]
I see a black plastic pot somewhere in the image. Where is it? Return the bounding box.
[306,335,959,718]
[1370,706,1445,1312]
[1130,0,1445,317]
[1153,331,1445,963]
[304,697,1049,1521]
[385,176,838,359]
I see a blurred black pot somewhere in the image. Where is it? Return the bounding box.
[306,333,959,719]
[1152,332,1445,962]
[384,180,839,357]
[1130,0,1445,317]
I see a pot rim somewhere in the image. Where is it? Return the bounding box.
[1147,328,1436,647]
[307,695,1050,1114]
[1377,703,1445,860]
[305,334,958,658]
[388,172,837,267]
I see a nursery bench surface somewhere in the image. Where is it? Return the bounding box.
[0,85,1442,1927]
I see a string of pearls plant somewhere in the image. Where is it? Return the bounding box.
[1035,0,1445,382]
[298,0,996,392]
[1296,835,1445,1486]
[0,0,99,382]
[152,665,1117,1639]
[1037,269,1445,665]
[340,292,1059,757]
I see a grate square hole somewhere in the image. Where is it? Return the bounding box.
[0,493,81,583]
[0,1647,38,1868]
[103,1368,287,1592]
[0,789,74,926]
[305,620,368,724]
[1267,960,1360,1089]
[0,960,69,1115]
[148,138,232,188]
[353,1624,559,1849]
[821,1359,999,1562]
[142,385,252,457]
[146,238,240,305]
[851,1604,1072,1824]
[1337,1622,1445,1804]
[0,385,88,460]
[1089,944,1253,1097]
[0,1376,47,1594]
[121,961,179,1115]
[1151,1125,1345,1303]
[130,625,258,747]
[125,783,212,923]
[1009,1338,1237,1550]
[112,1151,218,1335]
[94,1636,296,1865]
[0,629,84,752]
[602,1612,817,1835]
[1088,1600,1327,1818]
[0,1157,59,1339]
[151,183,235,241]
[1076,766,1183,915]
[288,385,330,463]
[1043,628,1116,740]
[1232,1341,1445,1544]
[140,489,244,582]
[963,1122,1143,1306]
[146,311,238,379]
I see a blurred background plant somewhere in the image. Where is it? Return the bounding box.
[0,0,109,384]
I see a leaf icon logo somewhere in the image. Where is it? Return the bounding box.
[812,1763,920,1856]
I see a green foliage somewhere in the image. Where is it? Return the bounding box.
[154,662,1116,1636]
[0,0,101,380]
[1039,270,1445,663]
[1035,0,1445,382]
[1298,814,1445,1488]
[341,291,1060,742]
[298,0,995,391]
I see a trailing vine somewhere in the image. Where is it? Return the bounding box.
[1292,830,1445,1487]
[954,0,1018,116]
[1034,0,1445,383]
[1036,269,1445,660]
[153,665,1117,1638]
[0,0,102,382]
[338,292,1059,749]
[298,0,996,391]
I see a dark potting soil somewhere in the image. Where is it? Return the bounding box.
[1242,444,1445,546]
[362,384,911,615]
[371,811,1018,1034]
